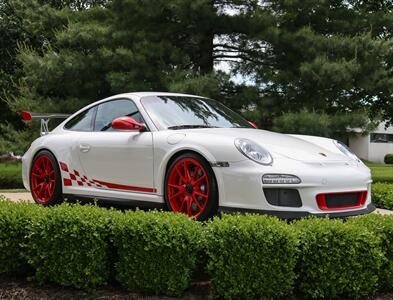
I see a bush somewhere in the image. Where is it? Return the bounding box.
[2,199,393,298]
[112,210,203,296]
[205,214,298,300]
[26,203,116,290]
[0,162,23,189]
[294,218,383,299]
[385,154,393,165]
[372,183,393,210]
[0,198,42,275]
[348,214,393,291]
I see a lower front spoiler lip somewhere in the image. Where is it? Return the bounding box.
[218,203,376,220]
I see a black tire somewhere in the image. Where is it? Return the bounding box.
[30,150,63,206]
[164,152,218,221]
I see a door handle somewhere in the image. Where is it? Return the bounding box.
[79,144,91,153]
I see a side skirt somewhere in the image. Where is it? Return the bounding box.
[63,194,164,209]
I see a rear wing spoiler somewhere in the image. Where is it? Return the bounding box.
[21,111,71,136]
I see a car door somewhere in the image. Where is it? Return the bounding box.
[76,98,155,193]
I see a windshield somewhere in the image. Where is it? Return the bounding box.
[141,96,252,130]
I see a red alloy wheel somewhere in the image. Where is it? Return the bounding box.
[31,156,56,203]
[167,158,210,218]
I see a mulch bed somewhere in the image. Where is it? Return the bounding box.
[0,276,211,300]
[2,276,393,300]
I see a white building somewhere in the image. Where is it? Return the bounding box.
[349,122,393,163]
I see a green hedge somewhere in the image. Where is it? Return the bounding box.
[294,218,383,299]
[2,199,393,298]
[205,214,298,300]
[372,182,393,210]
[0,197,42,275]
[348,214,393,291]
[0,162,23,189]
[112,210,202,296]
[26,203,117,289]
[385,154,393,165]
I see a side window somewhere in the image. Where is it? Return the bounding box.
[64,106,96,131]
[94,99,144,131]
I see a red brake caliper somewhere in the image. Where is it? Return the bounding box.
[31,156,56,203]
[167,158,210,217]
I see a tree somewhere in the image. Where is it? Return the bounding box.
[272,109,378,139]
[2,0,393,153]
[227,0,393,126]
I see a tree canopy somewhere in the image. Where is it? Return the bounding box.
[1,0,392,152]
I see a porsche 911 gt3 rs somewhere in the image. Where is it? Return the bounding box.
[21,92,375,220]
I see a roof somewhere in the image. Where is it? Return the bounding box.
[114,92,204,99]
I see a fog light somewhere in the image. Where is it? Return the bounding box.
[262,174,301,184]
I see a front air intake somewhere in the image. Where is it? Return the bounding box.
[263,188,302,208]
[316,191,367,211]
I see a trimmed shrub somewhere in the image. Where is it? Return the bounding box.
[25,203,116,289]
[294,218,383,299]
[205,214,298,300]
[0,162,23,189]
[372,183,393,210]
[112,210,203,296]
[0,198,42,275]
[384,154,393,165]
[348,214,393,291]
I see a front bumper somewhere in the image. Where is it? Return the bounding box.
[212,158,373,218]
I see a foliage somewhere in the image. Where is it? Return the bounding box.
[112,210,203,296]
[1,200,393,298]
[3,0,393,151]
[272,109,377,138]
[205,214,298,300]
[26,203,116,289]
[0,162,23,189]
[294,218,383,299]
[385,154,393,165]
[372,183,393,210]
[0,198,42,275]
[232,1,393,125]
[348,214,393,291]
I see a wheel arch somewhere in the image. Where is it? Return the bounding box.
[29,147,62,187]
[161,148,220,204]
[29,147,63,204]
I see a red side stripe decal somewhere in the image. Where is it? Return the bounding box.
[60,162,69,172]
[59,161,156,193]
[93,179,157,193]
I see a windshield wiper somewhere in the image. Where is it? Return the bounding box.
[168,125,219,130]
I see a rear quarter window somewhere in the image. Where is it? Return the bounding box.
[64,106,96,131]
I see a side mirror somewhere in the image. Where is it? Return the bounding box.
[248,121,258,129]
[112,116,145,131]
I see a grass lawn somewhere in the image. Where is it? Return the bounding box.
[0,188,27,193]
[364,161,393,183]
[0,162,24,189]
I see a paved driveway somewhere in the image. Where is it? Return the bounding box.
[1,192,33,203]
[1,192,392,215]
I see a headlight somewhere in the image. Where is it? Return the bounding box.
[234,138,273,165]
[333,140,360,161]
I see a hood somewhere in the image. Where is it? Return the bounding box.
[182,128,349,163]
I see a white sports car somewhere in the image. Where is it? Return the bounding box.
[21,92,374,220]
